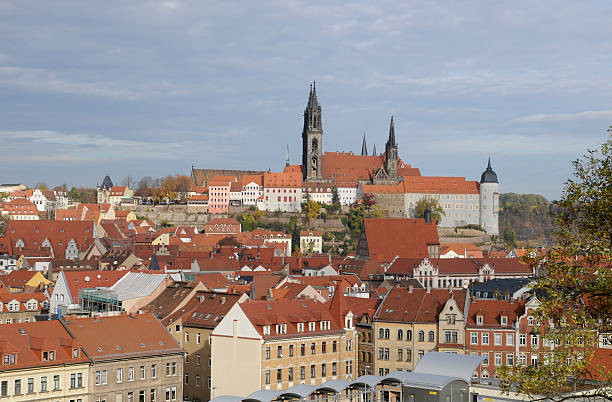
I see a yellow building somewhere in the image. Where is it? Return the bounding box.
[372,287,467,375]
[2,270,53,292]
[0,320,90,401]
[211,296,358,398]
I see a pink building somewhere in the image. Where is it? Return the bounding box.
[208,176,236,214]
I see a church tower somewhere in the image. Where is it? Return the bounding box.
[384,116,398,178]
[302,82,323,181]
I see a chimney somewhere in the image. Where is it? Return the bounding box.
[426,287,431,293]
[221,296,226,305]
[408,284,414,293]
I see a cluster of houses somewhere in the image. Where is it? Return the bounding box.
[0,209,610,401]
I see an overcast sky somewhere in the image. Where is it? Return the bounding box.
[1,1,611,200]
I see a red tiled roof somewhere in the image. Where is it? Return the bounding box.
[402,176,479,194]
[241,175,263,187]
[322,152,421,182]
[300,230,323,237]
[2,270,40,287]
[240,298,342,338]
[387,257,530,275]
[465,298,526,327]
[63,312,182,360]
[2,198,38,215]
[0,320,88,370]
[61,270,128,302]
[263,171,302,188]
[375,287,466,323]
[181,291,242,328]
[362,218,439,263]
[0,292,47,311]
[440,243,483,258]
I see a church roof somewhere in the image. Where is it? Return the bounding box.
[322,152,420,182]
[100,175,113,190]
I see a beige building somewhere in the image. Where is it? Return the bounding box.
[63,312,184,402]
[211,296,358,397]
[0,320,90,402]
[372,287,467,375]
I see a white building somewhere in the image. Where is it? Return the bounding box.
[261,171,302,212]
[302,182,333,205]
[241,175,263,206]
[300,230,323,254]
[336,181,358,206]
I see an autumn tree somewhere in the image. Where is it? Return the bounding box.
[414,196,445,225]
[499,131,612,401]
[302,198,322,223]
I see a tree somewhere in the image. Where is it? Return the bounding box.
[328,187,341,214]
[362,193,376,210]
[35,182,48,190]
[121,176,135,188]
[135,176,153,198]
[175,175,192,200]
[499,132,612,401]
[302,198,322,223]
[414,196,445,225]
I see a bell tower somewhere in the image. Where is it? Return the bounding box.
[302,82,323,181]
[384,116,398,178]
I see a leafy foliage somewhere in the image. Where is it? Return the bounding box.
[499,132,612,401]
[414,196,445,225]
[302,198,322,223]
[499,193,557,246]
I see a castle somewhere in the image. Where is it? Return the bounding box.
[300,83,499,235]
[191,83,499,234]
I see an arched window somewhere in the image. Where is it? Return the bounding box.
[397,329,403,340]
[418,330,425,342]
[384,328,390,339]
[428,331,435,342]
[311,138,318,151]
[406,330,412,341]
[379,328,384,339]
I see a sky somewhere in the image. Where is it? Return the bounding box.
[1,1,611,200]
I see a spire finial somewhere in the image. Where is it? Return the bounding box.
[487,155,491,169]
[361,131,368,156]
[372,143,377,156]
[388,115,396,146]
[286,144,290,167]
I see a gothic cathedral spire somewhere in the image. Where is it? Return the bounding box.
[302,82,323,181]
[361,131,368,156]
[384,115,398,178]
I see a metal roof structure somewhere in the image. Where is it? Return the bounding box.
[414,351,485,384]
[81,272,167,303]
[218,351,483,402]
[210,396,243,402]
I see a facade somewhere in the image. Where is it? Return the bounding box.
[241,175,263,206]
[299,230,323,254]
[465,298,526,379]
[208,176,235,214]
[63,313,184,402]
[372,288,466,374]
[211,297,358,397]
[250,230,292,256]
[261,172,302,212]
[0,320,90,402]
[50,270,128,314]
[335,181,358,206]
[0,293,48,324]
[385,257,532,290]
[301,182,333,205]
[204,218,241,235]
[1,198,39,220]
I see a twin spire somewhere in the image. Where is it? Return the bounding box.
[359,115,395,156]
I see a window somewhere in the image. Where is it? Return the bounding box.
[520,354,527,366]
[494,333,502,346]
[40,376,47,392]
[277,369,282,383]
[495,353,502,366]
[196,353,201,366]
[507,353,514,366]
[418,331,424,342]
[310,364,316,378]
[265,347,270,360]
[0,381,6,397]
[332,362,337,375]
[397,329,403,340]
[501,316,508,326]
[346,360,353,374]
[507,333,514,346]
[428,331,435,342]
[185,372,189,384]
[519,334,526,346]
[73,348,79,358]
[406,330,412,341]
[531,354,538,366]
[321,363,326,377]
[53,375,60,390]
[27,377,34,394]
[151,388,157,402]
[332,341,337,352]
[15,379,21,395]
[277,346,283,358]
[528,316,534,326]
[300,366,305,380]
[288,367,293,382]
[482,333,489,345]
[406,349,412,362]
[384,348,390,360]
[166,363,171,376]
[289,345,294,357]
[171,362,176,375]
[297,323,304,332]
[300,344,305,356]
[128,367,135,381]
[397,348,403,361]
[96,370,101,385]
[346,339,352,351]
[265,370,270,385]
[482,352,489,366]
[70,374,76,388]
[311,342,316,355]
[165,387,171,401]
[321,342,326,353]
[531,334,539,348]
[140,365,145,380]
[197,333,201,344]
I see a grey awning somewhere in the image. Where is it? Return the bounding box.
[315,379,351,393]
[278,384,317,399]
[382,371,462,390]
[209,396,243,402]
[243,390,280,402]
[414,351,485,384]
[348,375,384,388]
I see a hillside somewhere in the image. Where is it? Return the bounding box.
[499,193,557,247]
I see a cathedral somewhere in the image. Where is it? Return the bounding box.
[299,83,499,235]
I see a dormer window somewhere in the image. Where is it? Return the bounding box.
[501,316,508,326]
[308,322,316,331]
[73,349,79,358]
[263,326,270,335]
[275,324,287,334]
[477,315,483,325]
[320,321,331,330]
[297,323,304,333]
[528,316,534,326]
